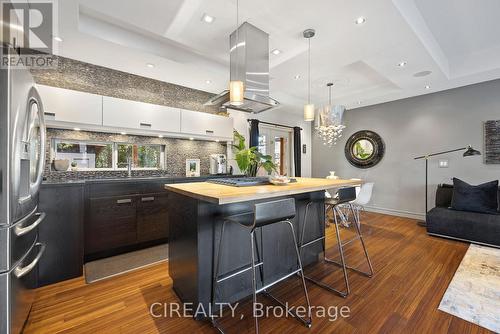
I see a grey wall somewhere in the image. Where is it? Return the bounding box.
[312,79,500,219]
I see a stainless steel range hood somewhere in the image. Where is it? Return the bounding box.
[205,22,279,113]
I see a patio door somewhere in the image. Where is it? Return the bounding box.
[257,126,292,176]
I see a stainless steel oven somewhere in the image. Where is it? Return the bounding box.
[1,43,47,334]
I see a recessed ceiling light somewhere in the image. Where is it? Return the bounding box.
[201,13,215,24]
[271,49,282,55]
[294,74,301,80]
[73,127,80,131]
[146,63,155,68]
[205,80,212,84]
[355,17,366,25]
[158,135,163,138]
[357,101,362,105]
[414,70,432,77]
[120,132,127,135]
[425,85,431,89]
[53,36,63,42]
[189,137,194,141]
[397,61,408,67]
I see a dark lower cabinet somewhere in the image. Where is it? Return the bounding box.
[85,191,169,260]
[38,183,84,287]
[137,193,169,242]
[86,195,138,254]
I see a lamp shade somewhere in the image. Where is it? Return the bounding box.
[229,80,244,106]
[463,145,481,157]
[304,103,315,122]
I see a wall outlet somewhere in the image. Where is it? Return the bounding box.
[438,159,449,168]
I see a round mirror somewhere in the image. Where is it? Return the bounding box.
[345,131,385,168]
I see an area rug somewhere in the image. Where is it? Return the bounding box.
[439,244,500,332]
[85,244,168,283]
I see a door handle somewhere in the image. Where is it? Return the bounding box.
[141,197,155,202]
[15,212,45,236]
[116,199,132,204]
[14,243,46,278]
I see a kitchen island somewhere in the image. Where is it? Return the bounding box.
[165,177,361,318]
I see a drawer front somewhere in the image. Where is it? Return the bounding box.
[137,193,169,242]
[88,183,141,197]
[86,196,138,254]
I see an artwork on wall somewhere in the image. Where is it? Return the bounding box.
[484,120,500,164]
[186,159,201,177]
[345,130,385,169]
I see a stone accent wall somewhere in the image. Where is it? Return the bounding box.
[30,55,223,114]
[44,128,226,181]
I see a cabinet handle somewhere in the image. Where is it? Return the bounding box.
[141,197,155,202]
[116,199,132,204]
[205,130,214,134]
[140,122,152,128]
[44,112,55,117]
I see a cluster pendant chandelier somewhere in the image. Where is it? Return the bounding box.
[316,83,346,146]
[229,0,244,105]
[303,29,315,121]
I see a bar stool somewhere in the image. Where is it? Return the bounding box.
[299,187,374,298]
[211,198,312,334]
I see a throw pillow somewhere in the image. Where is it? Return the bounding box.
[451,178,499,214]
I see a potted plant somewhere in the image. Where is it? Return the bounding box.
[232,130,277,177]
[70,161,78,171]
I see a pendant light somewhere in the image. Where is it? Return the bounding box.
[316,82,346,146]
[303,29,315,121]
[229,0,244,106]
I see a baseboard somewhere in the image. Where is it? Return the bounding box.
[364,205,425,220]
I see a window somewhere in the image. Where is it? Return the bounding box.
[55,140,113,169]
[52,139,164,171]
[117,144,161,169]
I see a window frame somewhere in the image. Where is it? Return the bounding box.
[51,139,165,171]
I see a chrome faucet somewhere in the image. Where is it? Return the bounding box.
[126,148,133,177]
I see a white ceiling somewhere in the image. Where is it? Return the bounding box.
[51,0,500,115]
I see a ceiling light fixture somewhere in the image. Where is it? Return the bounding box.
[303,28,316,122]
[73,128,80,131]
[146,63,155,68]
[53,36,63,42]
[425,85,431,89]
[229,0,244,106]
[294,74,301,80]
[355,17,366,25]
[189,137,194,141]
[120,132,127,135]
[316,83,346,147]
[206,80,212,84]
[397,61,408,67]
[201,13,215,23]
[158,135,164,138]
[271,49,282,55]
[215,139,220,142]
[357,101,362,105]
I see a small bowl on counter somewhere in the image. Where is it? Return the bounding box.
[268,175,291,186]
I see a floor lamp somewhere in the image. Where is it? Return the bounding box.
[414,145,481,227]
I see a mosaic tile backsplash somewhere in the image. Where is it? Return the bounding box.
[30,55,223,115]
[44,128,227,181]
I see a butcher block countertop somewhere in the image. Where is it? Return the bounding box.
[165,177,362,205]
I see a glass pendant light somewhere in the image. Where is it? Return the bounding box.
[303,29,315,121]
[316,83,346,146]
[229,0,244,106]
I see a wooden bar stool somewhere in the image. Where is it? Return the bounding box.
[211,198,312,334]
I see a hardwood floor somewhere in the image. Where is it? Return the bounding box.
[24,212,493,334]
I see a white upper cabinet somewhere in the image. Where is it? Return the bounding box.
[102,96,181,133]
[180,109,233,139]
[37,85,103,125]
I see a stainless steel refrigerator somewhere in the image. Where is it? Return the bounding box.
[0,45,47,334]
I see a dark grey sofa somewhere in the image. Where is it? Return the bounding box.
[426,184,500,248]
